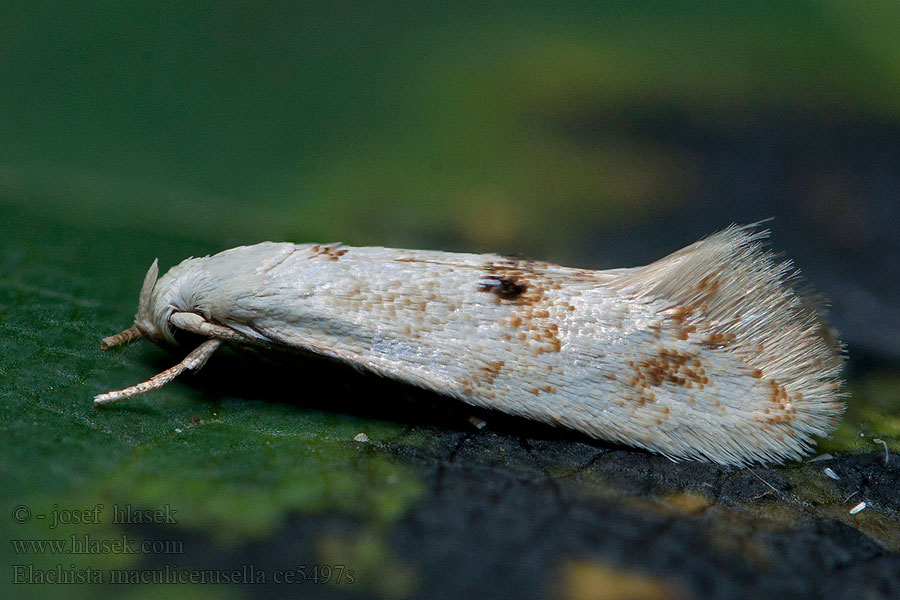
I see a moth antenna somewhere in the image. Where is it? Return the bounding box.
[94,338,222,405]
[100,325,142,349]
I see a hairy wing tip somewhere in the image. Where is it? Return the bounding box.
[615,224,847,466]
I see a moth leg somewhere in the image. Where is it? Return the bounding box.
[169,311,249,343]
[94,338,222,405]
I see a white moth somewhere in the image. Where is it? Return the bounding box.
[95,225,845,466]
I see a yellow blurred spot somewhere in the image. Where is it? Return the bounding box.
[560,558,686,600]
[317,532,418,599]
[664,491,712,514]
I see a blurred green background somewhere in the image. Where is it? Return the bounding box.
[4,1,899,255]
[3,2,900,599]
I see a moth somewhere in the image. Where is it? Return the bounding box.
[95,225,845,466]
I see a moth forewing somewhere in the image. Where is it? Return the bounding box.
[95,227,845,466]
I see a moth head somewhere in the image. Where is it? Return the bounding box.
[132,256,214,347]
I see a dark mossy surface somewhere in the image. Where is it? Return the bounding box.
[3,3,900,599]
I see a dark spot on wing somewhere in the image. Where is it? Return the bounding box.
[478,275,527,300]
